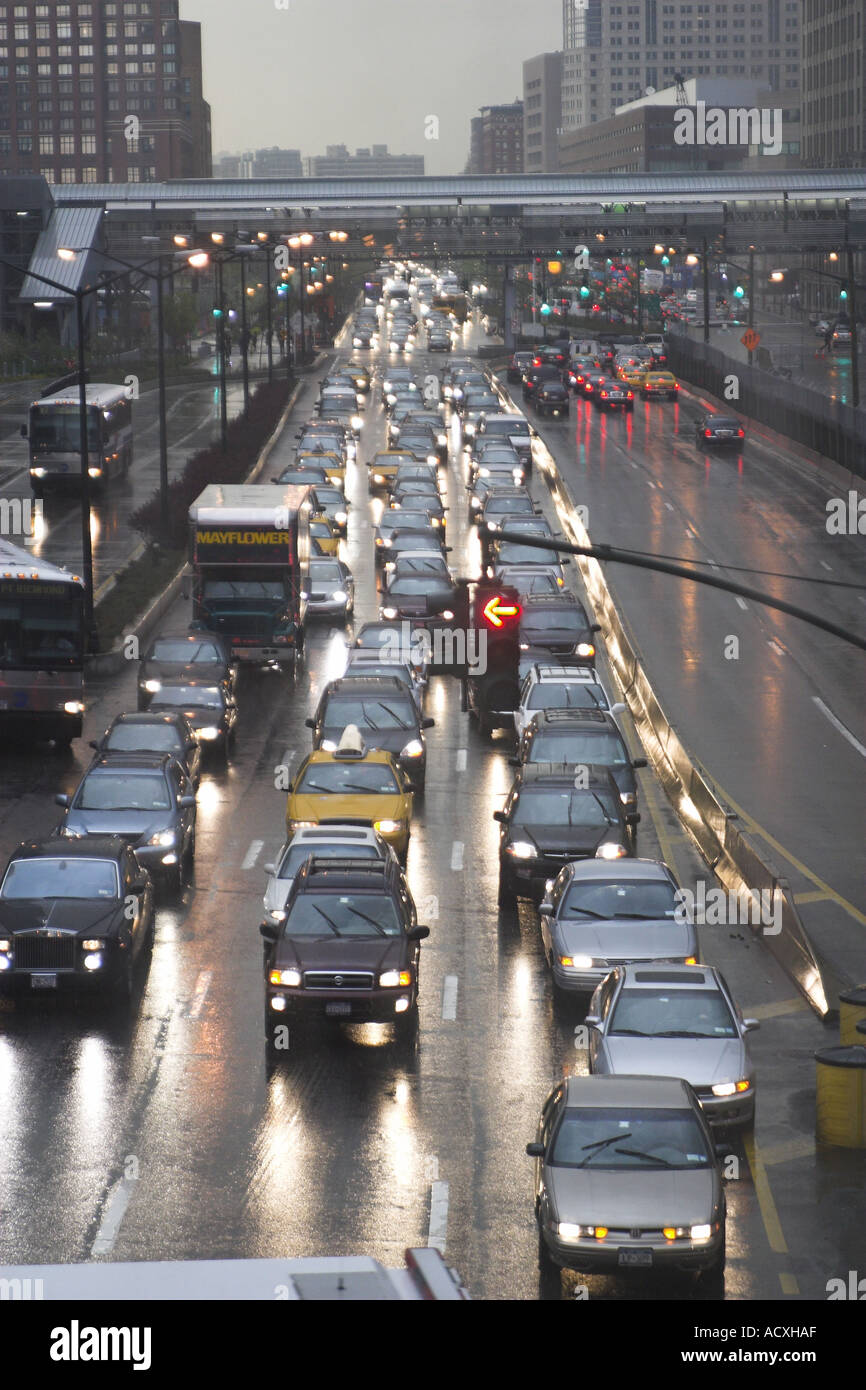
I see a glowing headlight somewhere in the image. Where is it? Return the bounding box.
[319,739,338,752]
[506,841,536,859]
[563,954,595,970]
[31,467,46,478]
[0,939,11,952]
[575,642,596,659]
[83,952,103,970]
[427,454,438,465]
[380,969,412,988]
[331,590,348,603]
[351,415,363,431]
[479,467,491,477]
[147,830,175,847]
[143,679,162,693]
[269,968,301,987]
[335,508,348,522]
[386,393,397,405]
[374,819,404,835]
[400,739,424,759]
[267,909,287,923]
[353,337,362,347]
[711,1080,751,1097]
[690,1224,712,1242]
[437,433,447,445]
[382,607,397,619]
[82,939,105,952]
[557,1223,585,1241]
[88,467,103,478]
[596,842,628,860]
[63,700,85,715]
[196,726,220,740]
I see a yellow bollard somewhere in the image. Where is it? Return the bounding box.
[839,985,866,1045]
[815,1046,866,1149]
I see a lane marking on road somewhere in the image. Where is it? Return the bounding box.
[779,1272,800,1296]
[629,459,639,469]
[735,597,748,610]
[450,841,464,871]
[793,889,832,905]
[819,560,832,572]
[767,640,785,656]
[747,997,810,1021]
[91,1178,136,1256]
[664,501,674,511]
[456,749,467,772]
[812,697,866,758]
[645,478,655,488]
[427,1180,450,1253]
[187,970,212,1020]
[744,1133,788,1255]
[442,975,459,1020]
[242,839,264,870]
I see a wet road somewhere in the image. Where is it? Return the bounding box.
[0,311,862,1301]
[0,371,247,590]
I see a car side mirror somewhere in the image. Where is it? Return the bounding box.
[409,925,430,941]
[525,1142,545,1158]
[742,1018,760,1033]
[179,794,196,808]
[259,922,280,943]
[507,756,520,768]
[561,558,571,566]
[492,810,507,823]
[538,900,553,915]
[421,717,435,730]
[130,873,148,893]
[590,623,602,634]
[625,812,640,826]
[583,1013,601,1027]
[304,717,316,729]
[610,702,626,715]
[186,741,197,753]
[632,758,647,769]
[55,793,70,807]
[88,739,99,750]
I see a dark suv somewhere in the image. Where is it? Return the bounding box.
[305,676,434,789]
[138,631,235,711]
[514,707,647,810]
[494,764,637,905]
[260,856,431,1042]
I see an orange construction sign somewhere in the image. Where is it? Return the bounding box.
[741,328,760,351]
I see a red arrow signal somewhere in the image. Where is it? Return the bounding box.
[482,595,521,628]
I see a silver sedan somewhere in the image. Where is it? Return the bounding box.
[302,558,355,620]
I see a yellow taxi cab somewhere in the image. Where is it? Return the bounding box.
[367,450,418,495]
[297,450,345,487]
[285,727,413,862]
[639,369,679,400]
[618,364,646,388]
[310,515,341,555]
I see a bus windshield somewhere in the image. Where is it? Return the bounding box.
[30,406,101,454]
[0,585,83,668]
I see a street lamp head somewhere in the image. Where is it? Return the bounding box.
[173,234,189,247]
[210,232,224,245]
[287,235,301,249]
[187,251,209,269]
[828,251,839,262]
[770,270,784,282]
[257,232,269,242]
[300,233,314,246]
[57,247,77,261]
[653,243,665,254]
[685,254,699,266]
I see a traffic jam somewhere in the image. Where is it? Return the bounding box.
[1,261,805,1305]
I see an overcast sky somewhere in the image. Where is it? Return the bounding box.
[181,0,561,174]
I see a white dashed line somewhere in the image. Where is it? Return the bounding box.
[629,459,639,469]
[767,640,785,656]
[455,749,467,772]
[812,698,866,758]
[664,501,674,511]
[91,1179,136,1256]
[450,841,464,871]
[188,970,213,1019]
[819,560,832,572]
[735,597,748,610]
[427,1180,450,1253]
[242,840,263,870]
[442,975,459,1020]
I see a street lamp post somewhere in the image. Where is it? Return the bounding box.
[264,247,274,384]
[702,239,711,345]
[747,246,756,367]
[215,254,228,450]
[239,253,250,415]
[74,291,95,635]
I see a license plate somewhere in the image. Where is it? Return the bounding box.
[618,1248,652,1267]
[718,431,732,437]
[32,973,58,990]
[325,1001,352,1016]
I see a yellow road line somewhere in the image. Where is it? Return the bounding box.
[794,890,833,905]
[744,1132,788,1254]
[711,783,866,927]
[748,998,811,1021]
[779,1272,800,1296]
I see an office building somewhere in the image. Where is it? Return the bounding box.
[523,53,563,173]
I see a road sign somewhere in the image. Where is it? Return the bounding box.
[741,328,760,351]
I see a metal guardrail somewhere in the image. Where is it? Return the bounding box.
[665,331,866,474]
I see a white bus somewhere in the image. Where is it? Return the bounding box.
[24,383,133,496]
[0,538,86,746]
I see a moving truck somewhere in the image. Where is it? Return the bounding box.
[188,484,310,669]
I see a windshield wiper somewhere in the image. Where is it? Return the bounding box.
[342,906,389,936]
[576,1133,633,1167]
[609,1028,653,1037]
[613,1147,676,1167]
[310,905,342,936]
[653,1029,723,1038]
[564,907,608,919]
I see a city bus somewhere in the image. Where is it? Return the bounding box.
[24,383,133,496]
[0,539,86,746]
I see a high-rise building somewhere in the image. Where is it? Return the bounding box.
[466,102,525,174]
[801,0,865,167]
[560,0,801,134]
[0,1,212,184]
[252,147,304,179]
[304,145,424,177]
[523,53,563,173]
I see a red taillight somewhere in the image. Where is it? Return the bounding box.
[674,383,679,389]
[532,358,541,367]
[737,428,745,437]
[600,390,608,397]
[704,429,713,438]
[586,384,593,392]
[627,390,633,398]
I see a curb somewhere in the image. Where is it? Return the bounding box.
[86,376,306,677]
[492,368,834,1018]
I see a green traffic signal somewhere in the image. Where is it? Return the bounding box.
[733,285,745,298]
[540,303,552,316]
[579,286,590,299]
